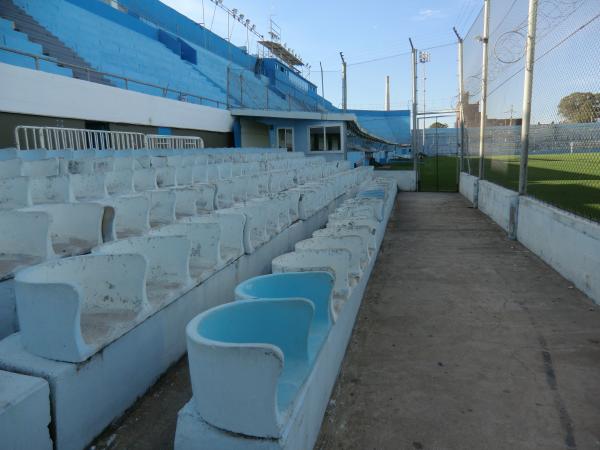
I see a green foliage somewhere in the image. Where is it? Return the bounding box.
[429,122,449,128]
[558,92,600,123]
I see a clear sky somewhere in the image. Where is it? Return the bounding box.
[160,0,484,120]
[160,0,599,126]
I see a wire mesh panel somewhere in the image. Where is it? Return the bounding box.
[462,7,484,176]
[528,0,600,221]
[481,0,529,190]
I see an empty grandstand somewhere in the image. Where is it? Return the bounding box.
[1,1,599,449]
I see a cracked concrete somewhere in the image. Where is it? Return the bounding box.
[316,192,600,450]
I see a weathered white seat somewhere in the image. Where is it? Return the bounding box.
[105,170,134,196]
[0,210,53,280]
[143,190,177,227]
[103,195,150,239]
[244,175,261,200]
[60,159,95,175]
[0,177,30,209]
[213,179,235,209]
[192,164,208,184]
[296,236,363,279]
[341,198,385,221]
[206,165,220,183]
[93,157,115,173]
[0,159,22,179]
[208,211,246,264]
[215,163,232,180]
[21,159,59,177]
[29,176,71,204]
[150,222,221,281]
[94,235,192,310]
[156,166,177,188]
[113,156,134,171]
[133,168,158,192]
[171,184,216,217]
[331,205,380,223]
[175,165,193,186]
[232,202,270,253]
[70,173,107,201]
[16,253,148,362]
[231,177,248,203]
[327,216,379,236]
[248,197,284,236]
[23,203,114,256]
[314,225,373,262]
[272,248,352,301]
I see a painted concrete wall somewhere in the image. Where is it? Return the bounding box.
[459,174,600,305]
[459,172,479,205]
[477,180,519,236]
[239,118,270,148]
[0,63,233,133]
[375,170,416,191]
[517,196,600,304]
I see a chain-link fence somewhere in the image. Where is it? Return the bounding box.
[461,0,600,222]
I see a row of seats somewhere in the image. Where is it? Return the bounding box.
[178,176,396,443]
[11,0,226,105]
[0,16,72,77]
[8,149,373,363]
[0,150,331,279]
[2,0,336,112]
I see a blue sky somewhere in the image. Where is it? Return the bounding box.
[161,0,483,120]
[161,0,600,125]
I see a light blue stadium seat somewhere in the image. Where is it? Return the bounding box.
[235,271,334,361]
[186,298,314,437]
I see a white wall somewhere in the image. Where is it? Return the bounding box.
[517,197,600,304]
[0,63,233,133]
[477,180,519,236]
[459,172,479,204]
[459,173,600,305]
[375,170,416,191]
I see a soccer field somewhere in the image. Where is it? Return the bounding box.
[379,153,600,221]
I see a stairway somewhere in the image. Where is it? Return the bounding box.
[0,0,110,85]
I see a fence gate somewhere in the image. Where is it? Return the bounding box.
[417,126,460,192]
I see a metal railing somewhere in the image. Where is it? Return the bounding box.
[0,45,226,109]
[145,135,204,149]
[15,126,146,150]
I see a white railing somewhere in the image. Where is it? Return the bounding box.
[145,135,204,149]
[14,126,205,151]
[15,126,146,151]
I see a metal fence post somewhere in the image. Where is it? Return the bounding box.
[454,27,465,175]
[518,0,539,195]
[478,0,491,179]
[226,66,231,109]
[409,39,419,182]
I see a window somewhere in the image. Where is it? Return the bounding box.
[277,128,294,152]
[309,125,343,152]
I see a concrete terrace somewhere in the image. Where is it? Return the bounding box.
[93,192,600,450]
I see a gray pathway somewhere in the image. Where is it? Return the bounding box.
[93,192,600,450]
[316,192,600,450]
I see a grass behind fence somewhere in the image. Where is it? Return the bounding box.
[465,153,600,221]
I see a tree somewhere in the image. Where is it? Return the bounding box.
[429,122,448,128]
[558,92,600,123]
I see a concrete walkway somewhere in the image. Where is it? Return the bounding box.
[316,192,600,450]
[93,192,600,450]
